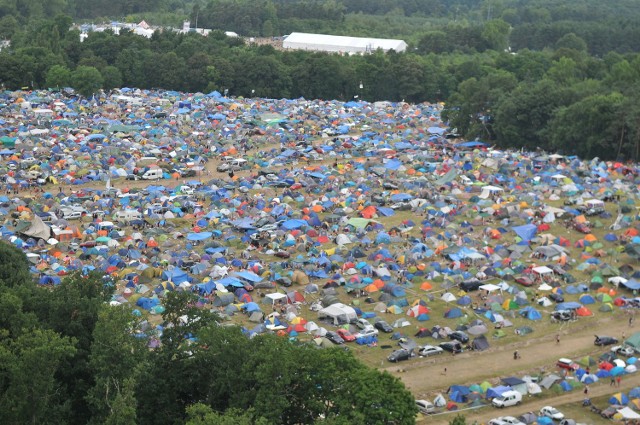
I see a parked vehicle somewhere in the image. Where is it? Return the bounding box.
[415,399,435,414]
[449,331,469,344]
[492,391,522,408]
[488,416,526,425]
[439,341,463,354]
[539,406,564,420]
[418,345,444,357]
[556,358,579,371]
[141,169,163,180]
[594,335,618,346]
[374,320,393,333]
[324,331,344,345]
[611,345,636,356]
[336,329,356,342]
[387,349,412,362]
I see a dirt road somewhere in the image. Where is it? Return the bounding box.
[384,313,638,423]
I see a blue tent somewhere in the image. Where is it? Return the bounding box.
[579,294,596,304]
[519,306,542,320]
[555,302,582,311]
[186,231,213,241]
[281,219,308,230]
[161,268,190,284]
[444,308,463,319]
[512,224,537,242]
[486,386,511,399]
[448,385,470,402]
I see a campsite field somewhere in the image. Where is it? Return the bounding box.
[26,137,640,424]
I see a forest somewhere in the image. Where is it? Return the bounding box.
[0,0,639,158]
[0,243,417,424]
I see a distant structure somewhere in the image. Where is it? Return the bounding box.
[77,20,221,41]
[282,32,407,54]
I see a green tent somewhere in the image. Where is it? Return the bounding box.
[624,331,640,350]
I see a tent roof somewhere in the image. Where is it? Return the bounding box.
[283,32,407,54]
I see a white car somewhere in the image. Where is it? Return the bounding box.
[355,318,372,330]
[418,345,444,357]
[415,399,435,414]
[354,328,378,339]
[540,406,564,420]
[612,345,636,357]
[489,417,525,425]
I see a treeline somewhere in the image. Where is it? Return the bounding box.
[3,20,640,159]
[0,243,416,424]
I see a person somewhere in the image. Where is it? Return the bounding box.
[611,377,616,386]
[556,334,560,344]
[617,376,621,387]
[584,385,589,395]
[513,350,520,360]
[630,316,635,327]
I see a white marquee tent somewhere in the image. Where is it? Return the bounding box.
[283,32,407,54]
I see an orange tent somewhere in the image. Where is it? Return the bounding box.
[420,282,433,291]
[584,234,597,242]
[360,205,376,219]
[576,306,592,316]
[365,284,379,293]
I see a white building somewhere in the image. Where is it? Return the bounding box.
[283,32,407,54]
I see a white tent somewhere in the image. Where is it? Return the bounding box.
[283,32,407,54]
[617,407,640,420]
[441,292,457,302]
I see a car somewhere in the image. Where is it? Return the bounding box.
[439,341,463,354]
[354,328,379,339]
[125,173,141,180]
[460,279,483,292]
[449,331,469,344]
[374,320,393,333]
[556,358,579,371]
[515,276,534,287]
[324,331,344,345]
[418,345,444,357]
[488,416,526,425]
[548,292,565,303]
[266,180,291,188]
[355,318,372,330]
[216,163,241,172]
[594,335,619,346]
[611,345,636,356]
[415,399,435,414]
[551,310,575,322]
[539,406,565,420]
[336,329,356,342]
[387,348,412,363]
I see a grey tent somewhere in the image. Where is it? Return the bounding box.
[249,311,264,322]
[472,335,490,351]
[304,283,319,294]
[321,294,340,307]
[519,412,537,424]
[539,374,561,389]
[213,293,235,307]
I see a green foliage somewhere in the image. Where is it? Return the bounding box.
[46,64,72,88]
[185,404,269,425]
[450,414,467,425]
[0,242,33,289]
[72,65,104,96]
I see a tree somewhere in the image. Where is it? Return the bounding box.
[46,64,72,89]
[0,328,76,424]
[185,404,269,425]
[0,243,34,290]
[550,92,628,159]
[481,19,510,52]
[71,65,104,97]
[87,306,146,423]
[450,414,467,425]
[101,65,122,91]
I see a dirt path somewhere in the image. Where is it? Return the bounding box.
[426,377,638,425]
[383,313,638,423]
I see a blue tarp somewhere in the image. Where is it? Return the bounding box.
[512,224,537,242]
[186,232,213,241]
